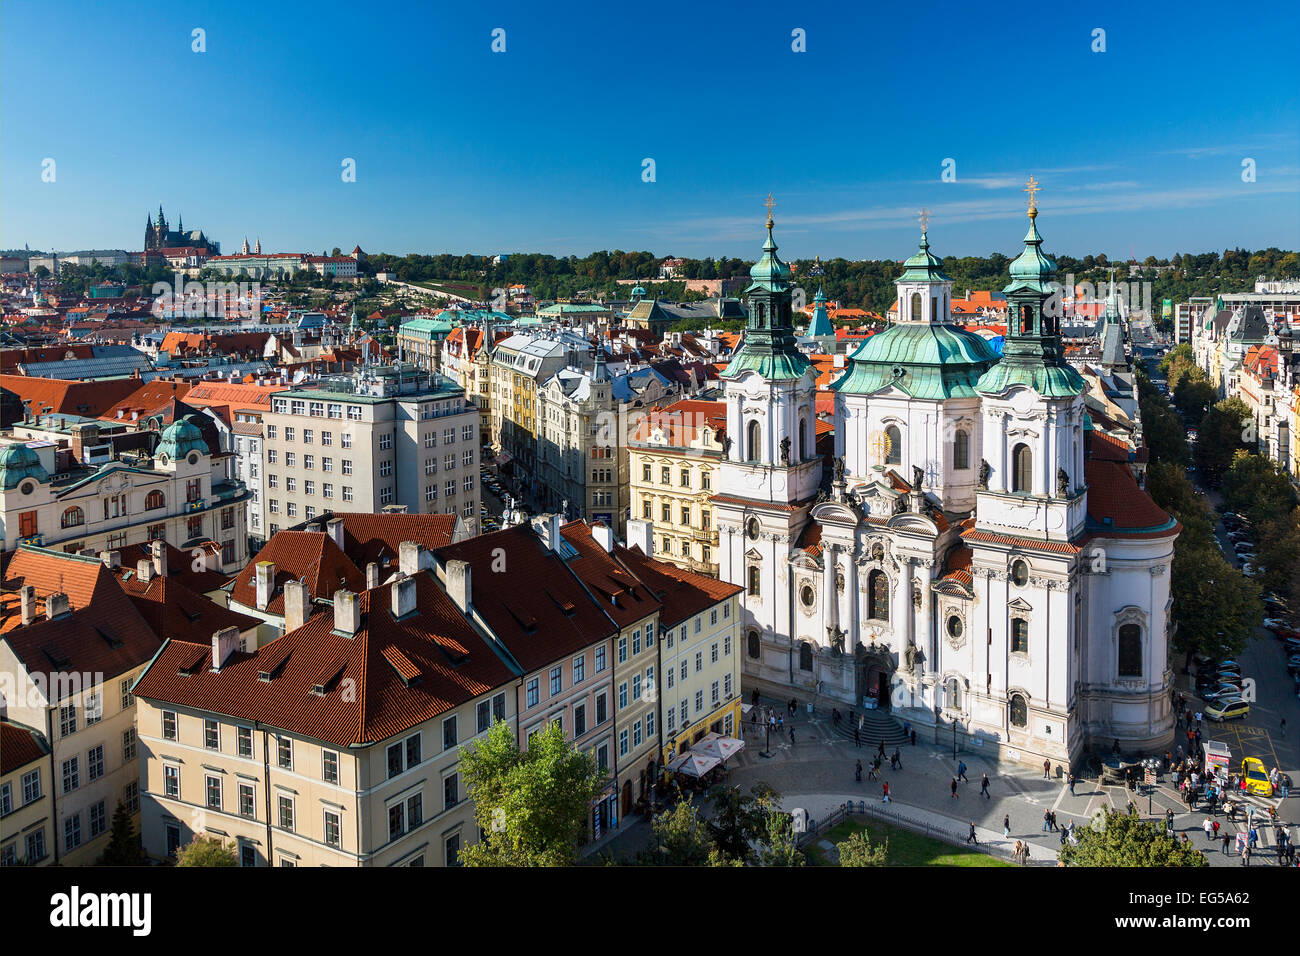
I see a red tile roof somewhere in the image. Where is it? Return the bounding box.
[229,532,364,615]
[632,399,726,446]
[127,576,262,645]
[559,521,660,630]
[0,374,140,418]
[435,523,617,673]
[132,573,516,747]
[1,720,49,775]
[1084,459,1179,539]
[1,547,161,688]
[330,512,459,572]
[99,378,193,422]
[109,541,230,593]
[612,540,742,628]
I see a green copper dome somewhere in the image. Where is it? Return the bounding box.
[897,231,949,283]
[723,208,812,381]
[1004,216,1057,295]
[746,221,792,294]
[157,416,209,460]
[832,323,999,399]
[0,443,49,489]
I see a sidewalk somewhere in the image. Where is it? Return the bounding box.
[781,791,1061,865]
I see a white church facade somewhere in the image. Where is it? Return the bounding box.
[715,196,1178,769]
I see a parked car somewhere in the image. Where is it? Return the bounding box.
[1286,655,1300,675]
[1265,618,1294,632]
[1227,531,1251,543]
[1205,699,1251,721]
[1201,683,1246,703]
[1241,757,1274,797]
[1242,564,1258,577]
[1234,541,1256,554]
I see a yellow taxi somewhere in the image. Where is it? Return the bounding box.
[1240,757,1273,797]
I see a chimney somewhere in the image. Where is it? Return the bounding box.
[626,518,654,556]
[283,579,310,632]
[398,540,426,576]
[591,523,614,553]
[211,626,240,671]
[137,558,154,584]
[101,550,121,570]
[326,516,345,550]
[391,574,417,619]
[151,538,168,577]
[333,589,360,635]
[533,513,563,552]
[365,562,380,590]
[446,559,472,613]
[255,561,276,611]
[46,592,70,621]
[19,585,36,625]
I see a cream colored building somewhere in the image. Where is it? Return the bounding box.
[262,364,480,534]
[132,574,518,866]
[0,418,250,574]
[0,720,53,866]
[627,400,727,577]
[0,548,161,865]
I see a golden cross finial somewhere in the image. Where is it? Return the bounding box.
[918,207,930,232]
[1023,175,1041,217]
[764,192,777,227]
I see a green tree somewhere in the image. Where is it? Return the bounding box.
[835,828,889,866]
[459,720,604,867]
[97,801,143,865]
[640,798,737,866]
[755,810,805,867]
[175,835,238,867]
[706,783,779,863]
[1194,398,1251,486]
[1059,810,1208,866]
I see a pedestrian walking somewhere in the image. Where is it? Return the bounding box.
[1043,809,1051,833]
[1003,815,1010,839]
[855,759,863,783]
[878,739,886,759]
[1212,819,1220,839]
[957,760,968,782]
[882,781,890,803]
[1043,758,1051,779]
[868,760,879,781]
[910,728,917,746]
[967,822,978,845]
[951,777,959,799]
[1049,810,1057,831]
[789,726,796,745]
[980,773,990,799]
[1222,832,1231,855]
[1242,844,1251,867]
[854,725,861,748]
[1068,772,1076,796]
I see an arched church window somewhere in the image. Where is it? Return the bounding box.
[61,506,85,529]
[747,630,761,659]
[747,565,761,597]
[798,414,809,461]
[945,677,962,711]
[1118,623,1142,677]
[885,425,901,465]
[1009,694,1028,728]
[799,642,813,672]
[867,570,889,621]
[746,420,761,463]
[953,429,970,470]
[1012,443,1032,493]
[1011,618,1029,654]
[910,292,922,322]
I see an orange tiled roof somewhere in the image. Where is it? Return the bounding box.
[132,573,517,748]
[1,720,48,775]
[229,532,364,615]
[612,538,742,628]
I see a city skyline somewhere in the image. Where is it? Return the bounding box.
[3,0,1298,261]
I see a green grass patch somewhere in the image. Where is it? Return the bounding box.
[806,816,1011,867]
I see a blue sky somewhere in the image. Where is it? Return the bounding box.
[3,0,1297,261]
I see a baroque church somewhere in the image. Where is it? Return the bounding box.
[715,191,1178,768]
[143,204,220,254]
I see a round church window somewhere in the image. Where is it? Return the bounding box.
[746,518,760,540]
[947,615,963,638]
[800,585,816,608]
[1010,560,1029,587]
